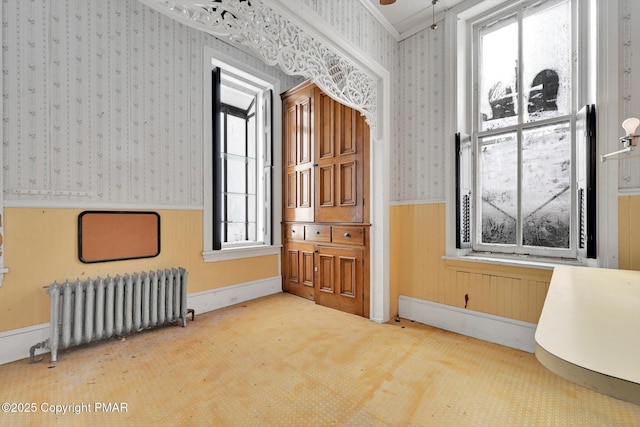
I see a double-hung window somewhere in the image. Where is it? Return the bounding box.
[457,0,596,260]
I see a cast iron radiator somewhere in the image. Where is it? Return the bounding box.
[30,268,189,363]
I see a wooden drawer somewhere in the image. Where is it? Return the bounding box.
[305,225,331,242]
[331,226,365,246]
[284,224,305,241]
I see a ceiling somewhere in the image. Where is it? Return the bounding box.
[362,0,466,40]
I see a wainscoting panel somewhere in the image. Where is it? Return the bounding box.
[442,260,552,325]
[619,195,640,270]
[390,203,552,324]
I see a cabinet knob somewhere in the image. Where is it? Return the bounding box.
[292,229,296,233]
[344,232,351,238]
[315,230,320,235]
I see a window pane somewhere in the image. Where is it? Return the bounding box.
[225,156,246,194]
[478,133,517,244]
[523,0,571,122]
[479,17,518,131]
[227,115,246,156]
[226,194,246,223]
[522,122,571,248]
[226,223,246,243]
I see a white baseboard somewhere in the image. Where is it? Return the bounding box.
[0,323,50,366]
[186,276,282,315]
[398,295,537,353]
[0,276,282,366]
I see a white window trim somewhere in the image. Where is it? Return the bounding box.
[444,0,615,269]
[202,45,282,263]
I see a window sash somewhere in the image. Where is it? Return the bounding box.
[221,107,258,245]
[471,0,577,258]
[212,67,272,250]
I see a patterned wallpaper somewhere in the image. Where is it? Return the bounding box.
[620,0,640,190]
[395,25,446,202]
[300,0,398,72]
[2,0,299,207]
[4,0,635,209]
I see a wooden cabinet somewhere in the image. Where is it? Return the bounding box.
[282,222,369,316]
[281,81,370,318]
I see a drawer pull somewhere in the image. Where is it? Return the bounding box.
[315,230,320,235]
[344,232,351,238]
[292,229,296,233]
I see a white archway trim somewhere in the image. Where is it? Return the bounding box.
[136,0,377,127]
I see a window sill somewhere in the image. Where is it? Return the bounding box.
[442,253,589,271]
[202,245,282,263]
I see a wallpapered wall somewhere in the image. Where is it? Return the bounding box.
[2,0,300,207]
[4,0,637,208]
[395,26,446,202]
[620,0,640,190]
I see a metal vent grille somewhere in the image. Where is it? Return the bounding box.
[462,194,471,244]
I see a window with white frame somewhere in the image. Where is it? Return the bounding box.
[456,0,597,260]
[204,57,276,259]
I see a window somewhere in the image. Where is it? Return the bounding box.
[217,76,262,247]
[203,52,279,261]
[456,0,596,260]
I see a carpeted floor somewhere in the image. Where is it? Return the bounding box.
[0,292,638,426]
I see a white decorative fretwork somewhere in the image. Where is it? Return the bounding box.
[136,0,377,126]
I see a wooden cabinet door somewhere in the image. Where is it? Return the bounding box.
[282,241,315,300]
[314,91,367,223]
[283,85,315,222]
[314,245,364,316]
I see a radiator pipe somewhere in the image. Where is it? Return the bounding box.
[29,340,49,364]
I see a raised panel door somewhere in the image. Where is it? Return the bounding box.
[314,90,365,223]
[283,85,315,222]
[314,245,364,316]
[282,241,315,300]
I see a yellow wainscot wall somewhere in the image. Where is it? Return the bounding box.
[619,195,640,271]
[390,203,552,323]
[391,197,640,323]
[0,208,279,332]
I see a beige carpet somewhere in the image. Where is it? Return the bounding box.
[0,293,638,426]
